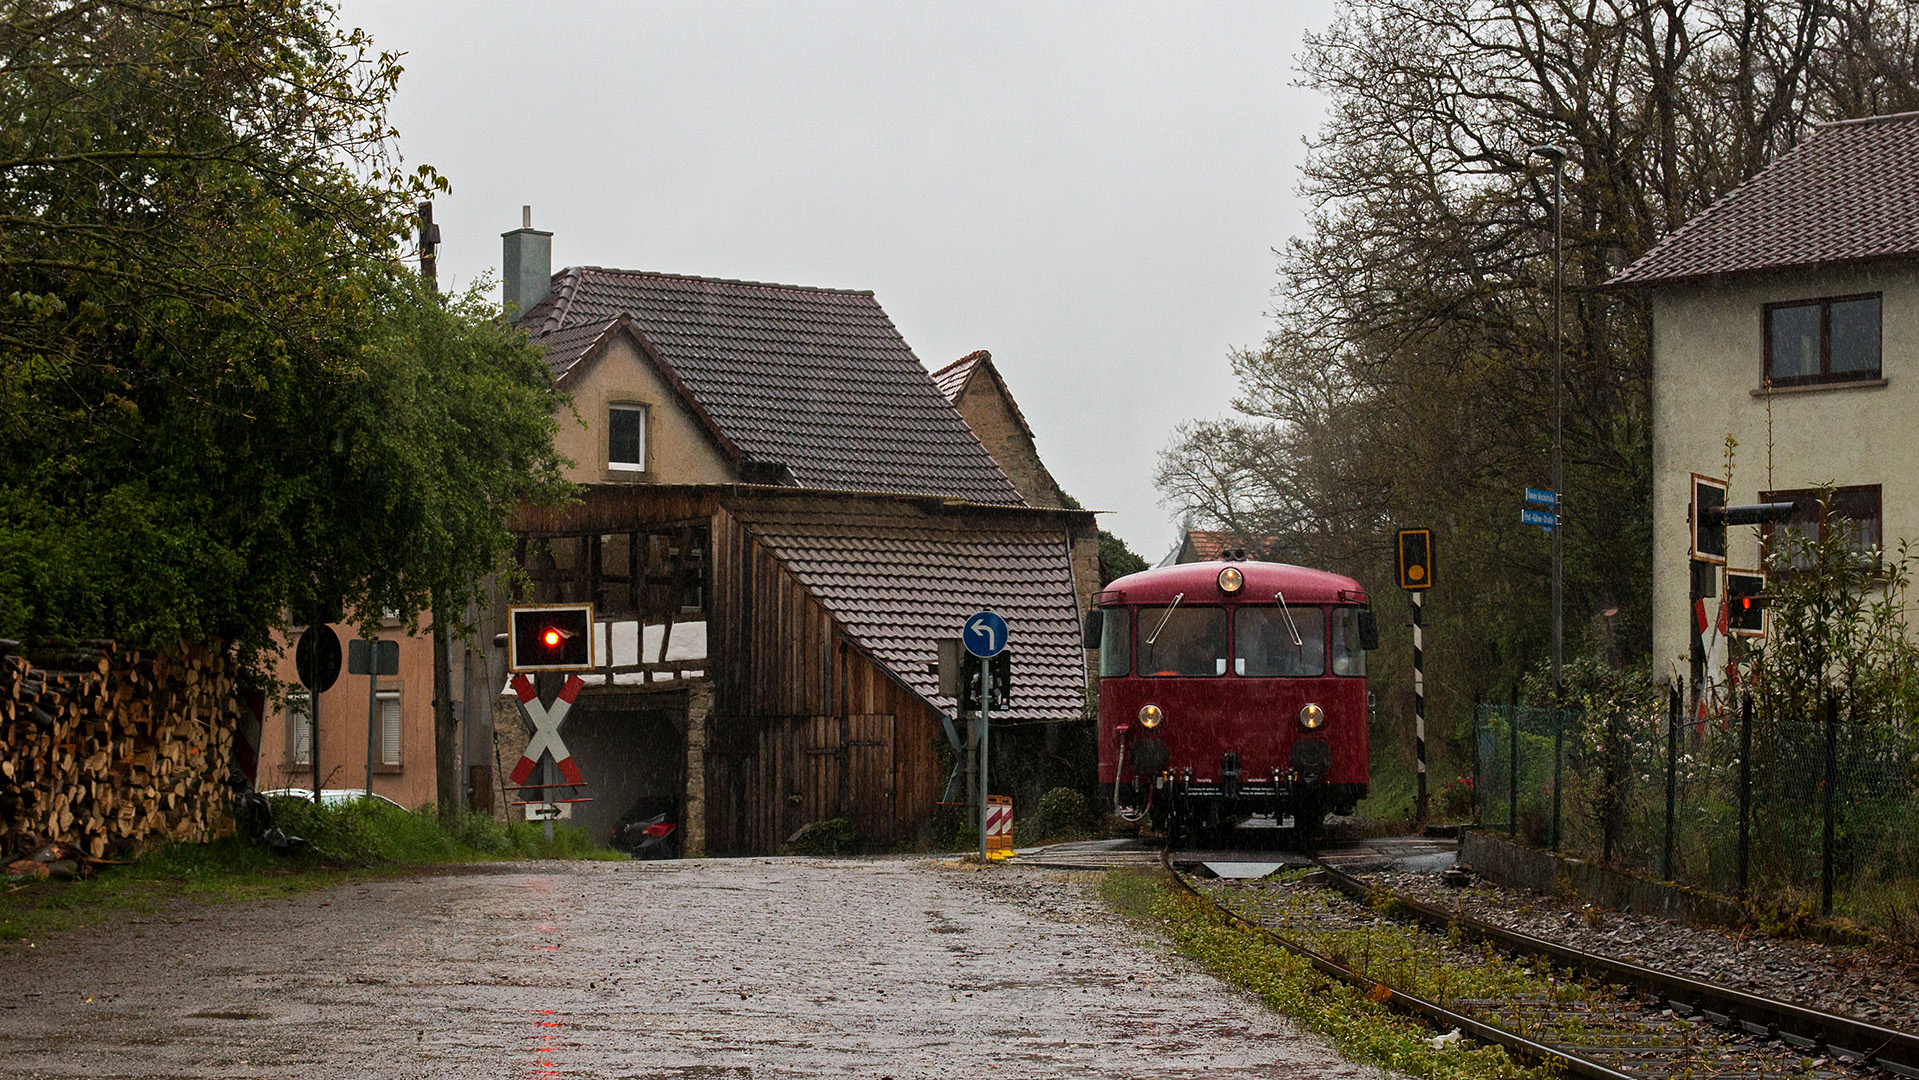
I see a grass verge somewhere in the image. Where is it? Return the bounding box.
[1101,868,1552,1080]
[0,798,620,950]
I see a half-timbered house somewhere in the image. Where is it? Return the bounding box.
[493,220,1096,854]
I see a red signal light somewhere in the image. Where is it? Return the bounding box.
[509,605,592,671]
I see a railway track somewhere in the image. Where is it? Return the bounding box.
[1166,857,1919,1080]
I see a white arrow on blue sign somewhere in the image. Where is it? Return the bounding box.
[964,611,1008,658]
[1521,508,1557,527]
[1524,488,1558,507]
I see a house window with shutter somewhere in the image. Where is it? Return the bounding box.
[287,692,312,766]
[378,690,402,767]
[609,403,648,472]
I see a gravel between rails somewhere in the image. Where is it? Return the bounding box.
[1362,868,1919,1031]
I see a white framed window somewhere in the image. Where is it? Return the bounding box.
[378,690,402,766]
[287,691,312,766]
[609,404,648,472]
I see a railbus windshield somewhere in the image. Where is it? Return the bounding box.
[1233,605,1325,676]
[1136,606,1228,677]
[1095,603,1369,679]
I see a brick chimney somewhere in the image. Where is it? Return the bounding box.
[501,205,552,323]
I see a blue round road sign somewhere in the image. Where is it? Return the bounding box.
[964,611,1008,658]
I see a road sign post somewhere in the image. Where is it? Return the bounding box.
[964,611,1008,863]
[508,673,590,841]
[349,638,400,799]
[296,623,342,806]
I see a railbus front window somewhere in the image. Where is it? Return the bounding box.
[1330,607,1367,677]
[1235,606,1326,676]
[1098,608,1132,677]
[1137,606,1228,677]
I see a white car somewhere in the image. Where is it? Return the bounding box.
[259,788,407,811]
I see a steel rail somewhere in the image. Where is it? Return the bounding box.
[1161,855,1640,1080]
[1315,863,1919,1078]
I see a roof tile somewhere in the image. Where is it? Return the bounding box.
[521,269,1023,505]
[730,498,1087,723]
[1613,112,1919,286]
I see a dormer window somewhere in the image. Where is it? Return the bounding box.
[609,404,648,472]
[1765,294,1881,386]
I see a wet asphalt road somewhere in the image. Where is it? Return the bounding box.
[2,857,1390,1079]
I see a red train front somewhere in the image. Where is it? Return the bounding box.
[1086,558,1377,847]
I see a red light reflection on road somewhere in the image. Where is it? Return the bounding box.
[528,1007,565,1079]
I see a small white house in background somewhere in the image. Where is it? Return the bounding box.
[1612,111,1919,685]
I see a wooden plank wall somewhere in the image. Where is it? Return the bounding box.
[703,506,949,854]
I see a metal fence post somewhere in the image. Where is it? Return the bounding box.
[1551,706,1564,851]
[1473,706,1482,828]
[1509,688,1519,837]
[1822,691,1837,917]
[1664,684,1678,880]
[1602,709,1620,864]
[1737,692,1752,897]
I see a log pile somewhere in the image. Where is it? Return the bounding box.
[0,643,240,860]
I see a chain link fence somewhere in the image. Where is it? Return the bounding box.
[1476,696,1919,940]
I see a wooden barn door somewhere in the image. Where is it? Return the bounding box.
[794,715,840,832]
[846,714,896,847]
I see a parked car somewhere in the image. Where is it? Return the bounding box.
[610,795,680,859]
[259,788,407,811]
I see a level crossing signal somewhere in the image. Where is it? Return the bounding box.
[958,651,1012,711]
[1726,571,1767,635]
[1396,529,1434,591]
[509,604,594,672]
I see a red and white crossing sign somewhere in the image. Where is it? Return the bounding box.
[509,673,586,786]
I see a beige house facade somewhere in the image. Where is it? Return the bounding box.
[1616,112,1919,688]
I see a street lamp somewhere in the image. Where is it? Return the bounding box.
[1531,142,1565,846]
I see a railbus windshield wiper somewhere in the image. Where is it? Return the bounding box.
[1145,591,1185,645]
[1274,591,1304,647]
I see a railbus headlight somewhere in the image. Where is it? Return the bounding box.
[1217,566,1244,594]
[1138,704,1164,729]
[1298,703,1326,730]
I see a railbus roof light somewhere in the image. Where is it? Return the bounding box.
[1217,566,1244,594]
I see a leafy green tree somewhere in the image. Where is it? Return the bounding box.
[1157,0,1919,765]
[0,3,571,678]
[1097,530,1149,585]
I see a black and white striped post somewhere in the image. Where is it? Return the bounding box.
[1396,529,1434,824]
[1412,591,1427,822]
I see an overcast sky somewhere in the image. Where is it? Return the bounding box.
[337,1,1342,559]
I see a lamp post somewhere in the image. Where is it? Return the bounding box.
[1531,143,1566,797]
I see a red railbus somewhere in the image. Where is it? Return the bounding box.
[1084,558,1378,848]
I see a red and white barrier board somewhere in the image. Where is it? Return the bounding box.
[985,795,1013,854]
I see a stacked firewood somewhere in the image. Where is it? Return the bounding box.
[0,643,240,861]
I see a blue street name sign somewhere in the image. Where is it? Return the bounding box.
[1521,508,1557,527]
[964,611,1009,658]
[1524,488,1558,507]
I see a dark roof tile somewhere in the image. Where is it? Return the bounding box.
[521,268,1023,505]
[1613,112,1919,286]
[731,499,1086,723]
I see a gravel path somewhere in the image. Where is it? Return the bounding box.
[1365,869,1919,1030]
[0,858,1394,1079]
